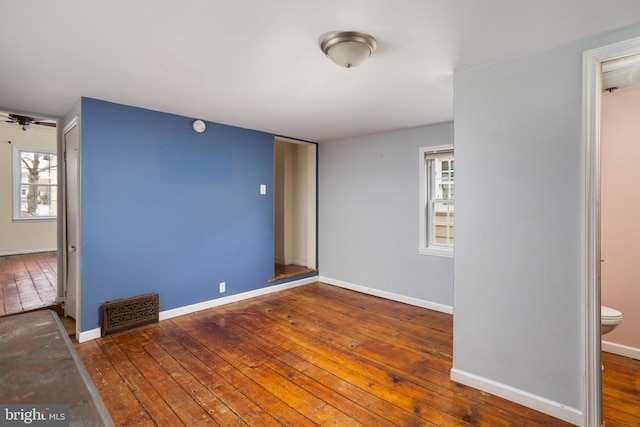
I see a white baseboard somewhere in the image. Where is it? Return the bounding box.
[77,275,319,343]
[0,248,57,256]
[318,276,453,315]
[274,258,307,266]
[77,328,102,343]
[159,276,317,321]
[449,368,583,426]
[602,340,640,360]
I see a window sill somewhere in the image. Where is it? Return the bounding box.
[13,217,57,223]
[418,247,453,258]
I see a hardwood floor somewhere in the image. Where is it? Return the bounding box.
[602,350,640,426]
[73,282,640,426]
[0,252,59,316]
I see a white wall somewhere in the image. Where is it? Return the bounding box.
[452,22,640,423]
[274,140,286,262]
[319,123,454,308]
[0,121,57,255]
[293,144,308,265]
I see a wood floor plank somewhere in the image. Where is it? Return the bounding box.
[75,339,155,426]
[217,299,454,424]
[97,336,187,426]
[73,282,638,426]
[0,252,59,315]
[235,321,413,427]
[213,307,441,426]
[218,293,551,427]
[129,328,248,426]
[247,287,561,426]
[290,286,575,423]
[159,319,319,427]
[602,353,640,427]
[209,322,397,427]
[2,282,22,314]
[110,331,222,426]
[171,313,365,426]
[146,325,280,426]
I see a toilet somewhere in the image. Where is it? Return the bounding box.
[601,305,623,335]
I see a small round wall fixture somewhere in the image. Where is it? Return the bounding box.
[320,31,377,68]
[192,119,206,133]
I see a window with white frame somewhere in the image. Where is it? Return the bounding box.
[419,145,454,256]
[13,147,58,220]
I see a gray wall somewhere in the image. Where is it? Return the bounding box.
[319,123,454,307]
[453,23,640,412]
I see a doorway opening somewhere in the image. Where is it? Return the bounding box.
[0,111,61,318]
[583,35,640,427]
[272,137,317,282]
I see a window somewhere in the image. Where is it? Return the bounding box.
[13,147,57,220]
[419,145,454,256]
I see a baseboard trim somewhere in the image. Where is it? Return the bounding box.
[602,340,640,360]
[318,276,453,315]
[450,368,583,426]
[0,248,57,256]
[77,328,101,343]
[159,276,318,321]
[77,275,319,343]
[274,258,307,266]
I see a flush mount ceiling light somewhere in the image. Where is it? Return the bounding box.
[320,31,377,68]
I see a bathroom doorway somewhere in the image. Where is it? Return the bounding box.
[599,51,640,425]
[600,55,640,358]
[583,36,640,426]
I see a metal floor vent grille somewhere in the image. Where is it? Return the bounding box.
[101,293,159,337]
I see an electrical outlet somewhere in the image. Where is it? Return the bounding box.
[219,282,226,293]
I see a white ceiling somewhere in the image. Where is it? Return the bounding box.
[1,1,640,142]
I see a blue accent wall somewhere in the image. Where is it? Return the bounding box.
[79,98,277,332]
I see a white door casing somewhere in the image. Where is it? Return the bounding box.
[63,117,80,330]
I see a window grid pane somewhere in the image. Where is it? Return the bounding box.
[431,201,454,246]
[17,150,58,218]
[426,152,454,248]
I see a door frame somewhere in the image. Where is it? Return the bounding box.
[62,116,81,335]
[582,35,640,427]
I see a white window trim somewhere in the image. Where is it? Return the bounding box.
[419,144,454,258]
[13,146,57,221]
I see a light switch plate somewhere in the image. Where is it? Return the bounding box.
[260,184,267,195]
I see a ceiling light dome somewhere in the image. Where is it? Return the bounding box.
[320,31,377,68]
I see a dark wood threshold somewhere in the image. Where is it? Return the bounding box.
[2,302,64,318]
[270,263,317,282]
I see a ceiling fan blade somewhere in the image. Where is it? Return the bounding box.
[33,121,57,128]
[1,113,56,130]
[8,113,34,121]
